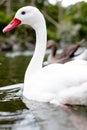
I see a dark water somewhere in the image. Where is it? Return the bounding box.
[0,52,87,130]
[0,52,31,87]
[0,84,39,130]
[0,52,40,130]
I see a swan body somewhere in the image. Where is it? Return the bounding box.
[3,6,87,105]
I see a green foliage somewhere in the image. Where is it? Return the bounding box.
[1,0,87,49]
[43,4,58,41]
[44,4,58,21]
[57,21,81,43]
[0,12,12,24]
[64,2,87,40]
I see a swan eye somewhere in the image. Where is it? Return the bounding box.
[21,11,26,15]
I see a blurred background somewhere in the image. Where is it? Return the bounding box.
[0,0,87,51]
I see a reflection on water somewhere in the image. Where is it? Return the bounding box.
[0,52,40,130]
[0,84,39,130]
[0,52,87,130]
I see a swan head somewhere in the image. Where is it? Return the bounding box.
[3,6,43,33]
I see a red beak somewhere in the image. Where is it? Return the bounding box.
[3,18,21,33]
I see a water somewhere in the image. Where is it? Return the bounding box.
[0,83,39,130]
[0,52,31,87]
[0,51,87,130]
[0,52,39,130]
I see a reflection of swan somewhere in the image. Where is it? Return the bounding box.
[0,84,39,130]
[3,6,87,105]
[47,40,85,64]
[1,84,87,130]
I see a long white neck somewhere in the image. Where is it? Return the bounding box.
[24,14,47,80]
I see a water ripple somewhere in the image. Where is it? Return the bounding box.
[0,84,40,130]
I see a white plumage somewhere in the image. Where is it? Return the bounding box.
[3,6,87,105]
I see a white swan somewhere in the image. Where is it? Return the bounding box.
[3,6,87,105]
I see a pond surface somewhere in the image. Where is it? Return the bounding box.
[0,51,87,130]
[0,51,31,87]
[0,51,40,130]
